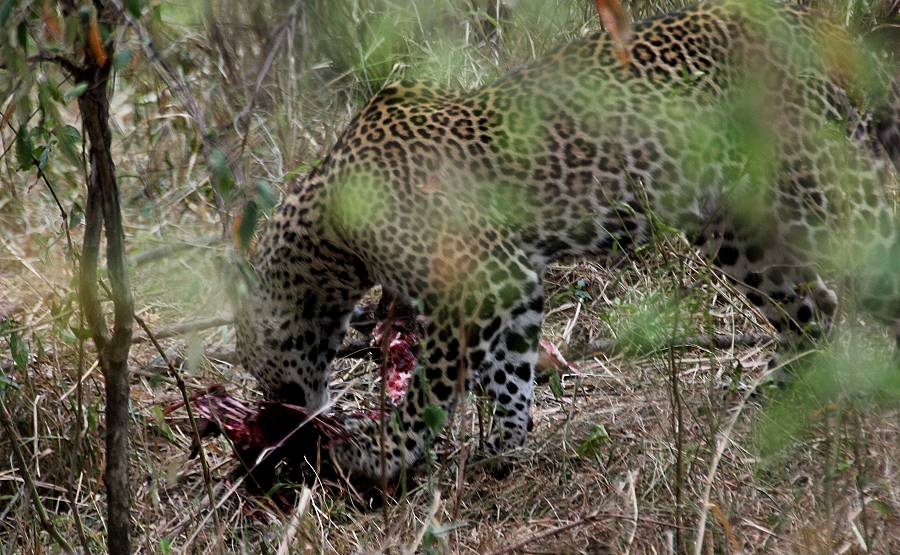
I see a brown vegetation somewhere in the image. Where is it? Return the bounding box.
[1,0,898,553]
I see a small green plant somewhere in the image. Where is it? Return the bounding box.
[576,423,610,460]
[422,403,446,435]
[1,321,28,375]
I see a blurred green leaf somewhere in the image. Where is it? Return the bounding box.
[53,124,82,167]
[0,0,14,27]
[64,82,88,102]
[549,370,563,399]
[35,145,49,169]
[58,329,77,344]
[150,405,175,441]
[70,325,92,341]
[755,335,900,460]
[870,500,895,518]
[15,124,33,171]
[8,330,28,372]
[238,200,259,251]
[0,374,19,391]
[63,13,80,45]
[87,404,98,429]
[16,21,26,53]
[422,404,446,435]
[14,84,32,122]
[113,48,133,69]
[255,180,277,215]
[38,81,61,121]
[69,201,83,228]
[124,0,142,18]
[209,148,235,201]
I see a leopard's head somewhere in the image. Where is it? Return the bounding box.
[222,250,338,410]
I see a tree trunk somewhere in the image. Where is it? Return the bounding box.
[77,29,135,555]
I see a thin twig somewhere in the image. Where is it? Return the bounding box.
[667,254,686,552]
[452,323,469,521]
[132,311,221,544]
[692,353,803,555]
[377,296,397,526]
[131,238,216,266]
[0,396,75,554]
[109,0,231,234]
[275,486,313,555]
[585,332,770,357]
[131,316,232,343]
[403,490,442,555]
[69,311,91,555]
[850,409,873,552]
[28,52,83,76]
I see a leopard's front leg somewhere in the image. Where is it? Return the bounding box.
[331,245,543,483]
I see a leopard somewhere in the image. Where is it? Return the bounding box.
[229,0,899,485]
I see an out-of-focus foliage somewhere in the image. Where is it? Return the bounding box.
[755,329,900,459]
[1,0,899,552]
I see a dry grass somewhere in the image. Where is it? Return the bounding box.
[1,0,899,553]
[3,219,897,553]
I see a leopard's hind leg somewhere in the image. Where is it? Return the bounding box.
[701,165,898,382]
[702,223,838,381]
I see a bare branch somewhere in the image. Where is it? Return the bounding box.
[109,0,234,234]
[132,312,221,537]
[131,316,232,343]
[75,5,135,552]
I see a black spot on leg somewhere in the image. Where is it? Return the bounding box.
[797,304,813,323]
[715,245,739,266]
[482,318,503,342]
[746,291,765,307]
[745,244,764,263]
[432,382,453,401]
[514,363,532,381]
[499,284,522,309]
[506,332,530,353]
[426,365,443,380]
[446,363,459,381]
[469,349,486,368]
[278,337,295,351]
[445,338,460,361]
[744,272,763,288]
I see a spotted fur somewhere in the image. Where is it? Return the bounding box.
[231,0,899,483]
